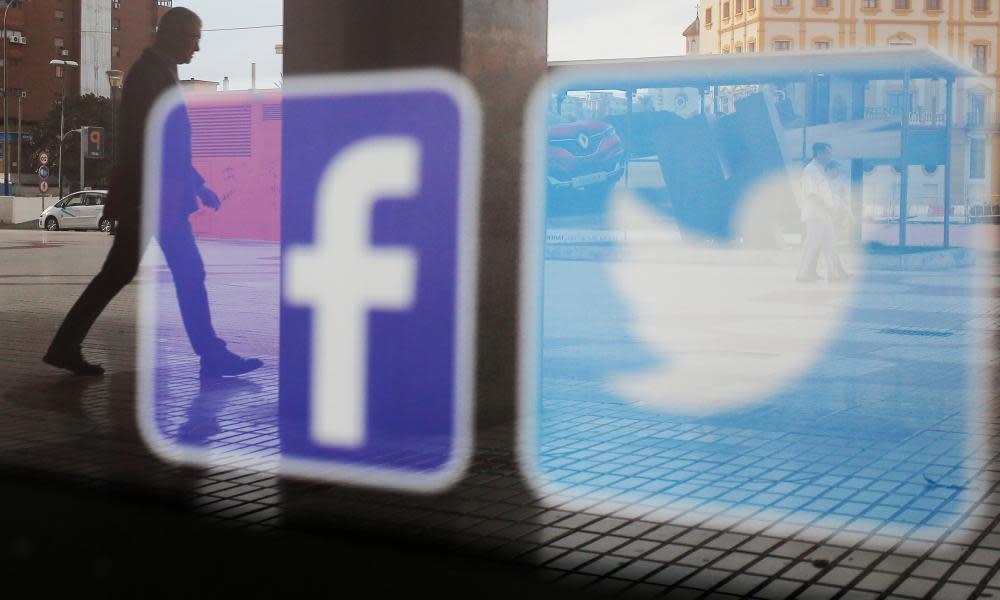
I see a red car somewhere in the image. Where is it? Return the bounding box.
[547,118,625,195]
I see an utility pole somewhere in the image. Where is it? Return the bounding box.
[79,127,85,190]
[15,88,22,196]
[58,92,65,196]
[51,59,78,198]
[2,0,16,195]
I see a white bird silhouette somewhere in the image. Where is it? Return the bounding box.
[607,182,860,415]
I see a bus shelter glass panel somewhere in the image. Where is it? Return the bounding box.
[522,64,991,539]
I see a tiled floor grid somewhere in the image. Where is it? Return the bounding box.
[0,229,998,599]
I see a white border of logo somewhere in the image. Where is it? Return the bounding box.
[516,62,989,540]
[137,69,482,494]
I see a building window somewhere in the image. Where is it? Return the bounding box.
[815,40,832,49]
[970,138,986,179]
[54,9,64,21]
[735,43,743,53]
[775,0,791,6]
[112,45,120,58]
[926,0,941,9]
[816,0,830,7]
[863,0,879,6]
[748,0,756,9]
[973,44,989,72]
[974,0,989,11]
[113,0,120,8]
[705,7,712,26]
[54,37,64,49]
[894,0,910,8]
[748,40,756,52]
[112,18,121,31]
[723,1,730,18]
[969,94,986,127]
[774,39,792,51]
[736,0,743,13]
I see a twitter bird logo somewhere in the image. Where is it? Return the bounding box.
[607,184,861,416]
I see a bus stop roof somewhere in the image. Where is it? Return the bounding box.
[548,47,977,90]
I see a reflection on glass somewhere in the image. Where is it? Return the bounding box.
[140,90,281,469]
[524,51,990,539]
[139,75,477,492]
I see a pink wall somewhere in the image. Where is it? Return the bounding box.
[187,91,281,242]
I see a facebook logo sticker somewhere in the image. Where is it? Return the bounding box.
[280,72,480,491]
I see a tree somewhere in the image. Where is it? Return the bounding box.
[28,94,114,193]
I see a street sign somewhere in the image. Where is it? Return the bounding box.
[136,72,481,493]
[38,165,49,180]
[39,180,48,193]
[86,127,105,159]
[38,152,49,165]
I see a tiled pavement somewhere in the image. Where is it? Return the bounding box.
[1,228,999,599]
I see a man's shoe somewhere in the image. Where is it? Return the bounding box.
[200,350,263,378]
[43,349,105,376]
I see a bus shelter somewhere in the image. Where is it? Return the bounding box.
[548,48,977,248]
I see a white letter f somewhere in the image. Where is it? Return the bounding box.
[285,137,421,448]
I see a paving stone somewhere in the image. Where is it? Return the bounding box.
[3,230,1000,600]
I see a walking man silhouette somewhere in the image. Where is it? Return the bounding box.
[44,7,262,378]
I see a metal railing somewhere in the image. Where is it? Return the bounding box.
[969,203,1000,221]
[863,107,948,127]
[861,107,1000,130]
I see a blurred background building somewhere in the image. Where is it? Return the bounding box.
[684,0,999,211]
[1,0,171,164]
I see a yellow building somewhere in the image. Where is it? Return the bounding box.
[685,0,1000,207]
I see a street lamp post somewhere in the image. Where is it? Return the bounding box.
[3,0,17,196]
[15,88,23,196]
[106,69,123,169]
[50,59,78,199]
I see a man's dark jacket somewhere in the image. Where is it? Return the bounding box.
[103,47,203,225]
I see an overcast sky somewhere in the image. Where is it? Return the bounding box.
[172,1,695,90]
[174,0,284,91]
[548,0,695,61]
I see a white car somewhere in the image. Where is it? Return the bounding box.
[39,190,113,232]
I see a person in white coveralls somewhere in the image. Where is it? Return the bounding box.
[796,142,851,283]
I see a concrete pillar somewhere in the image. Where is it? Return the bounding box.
[461,0,549,429]
[284,1,464,73]
[280,4,548,539]
[284,0,547,432]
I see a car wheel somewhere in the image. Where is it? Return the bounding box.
[99,217,112,233]
[45,217,59,231]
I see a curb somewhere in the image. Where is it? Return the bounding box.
[543,242,978,271]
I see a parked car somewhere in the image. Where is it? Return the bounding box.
[39,190,113,232]
[546,116,625,195]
